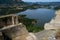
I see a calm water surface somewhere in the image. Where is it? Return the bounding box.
[18,8,55,27]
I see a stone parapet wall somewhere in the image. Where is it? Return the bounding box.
[2,24,29,40]
[2,25,28,38]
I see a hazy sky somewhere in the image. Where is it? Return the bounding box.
[22,0,60,2]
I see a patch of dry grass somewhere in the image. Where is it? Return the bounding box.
[55,29,60,39]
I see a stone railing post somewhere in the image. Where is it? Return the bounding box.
[12,16,15,25]
[15,16,19,24]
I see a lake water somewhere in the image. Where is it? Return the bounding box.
[18,8,55,27]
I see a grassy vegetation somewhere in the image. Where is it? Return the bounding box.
[26,26,44,33]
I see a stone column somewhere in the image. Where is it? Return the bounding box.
[15,16,19,24]
[2,24,29,40]
[12,16,15,25]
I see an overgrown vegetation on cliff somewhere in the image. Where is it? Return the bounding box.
[18,15,44,32]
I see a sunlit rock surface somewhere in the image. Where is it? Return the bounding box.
[26,33,37,40]
[44,10,60,30]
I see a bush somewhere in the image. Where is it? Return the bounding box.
[26,26,44,33]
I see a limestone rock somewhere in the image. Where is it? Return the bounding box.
[26,33,37,40]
